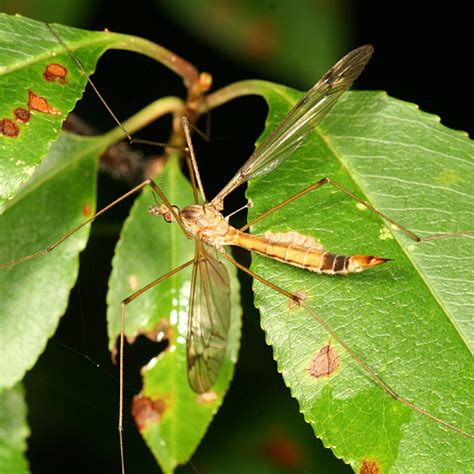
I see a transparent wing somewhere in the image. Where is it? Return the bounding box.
[187,240,231,393]
[211,45,374,207]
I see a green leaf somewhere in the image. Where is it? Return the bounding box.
[0,13,188,213]
[246,86,473,472]
[0,384,30,474]
[0,14,118,211]
[0,132,103,388]
[107,156,242,472]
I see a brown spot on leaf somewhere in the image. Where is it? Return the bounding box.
[43,63,68,84]
[28,90,61,115]
[132,394,165,431]
[14,108,31,124]
[0,118,20,137]
[82,203,92,217]
[289,291,307,310]
[111,345,118,365]
[196,391,218,404]
[360,460,379,474]
[308,344,339,378]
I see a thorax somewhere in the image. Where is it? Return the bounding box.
[180,204,231,248]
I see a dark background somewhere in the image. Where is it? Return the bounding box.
[4,0,470,473]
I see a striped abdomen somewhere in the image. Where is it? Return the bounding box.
[226,229,389,274]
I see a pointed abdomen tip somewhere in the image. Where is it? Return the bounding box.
[370,256,393,266]
[351,255,392,271]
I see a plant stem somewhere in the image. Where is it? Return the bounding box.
[195,80,277,114]
[109,33,199,89]
[100,96,187,148]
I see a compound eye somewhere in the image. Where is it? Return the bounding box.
[163,206,179,223]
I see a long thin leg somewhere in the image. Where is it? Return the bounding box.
[0,178,189,269]
[46,24,184,152]
[220,250,473,439]
[240,177,473,241]
[182,116,207,203]
[118,258,195,474]
[185,109,212,143]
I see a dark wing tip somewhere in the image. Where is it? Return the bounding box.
[321,44,374,91]
[356,44,375,56]
[352,44,374,68]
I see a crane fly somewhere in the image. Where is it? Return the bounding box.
[140,43,470,439]
[1,33,472,473]
[150,45,387,392]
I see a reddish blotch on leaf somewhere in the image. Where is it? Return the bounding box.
[132,394,166,431]
[28,90,61,115]
[43,63,68,84]
[360,460,380,474]
[14,108,31,124]
[82,203,92,217]
[0,118,20,138]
